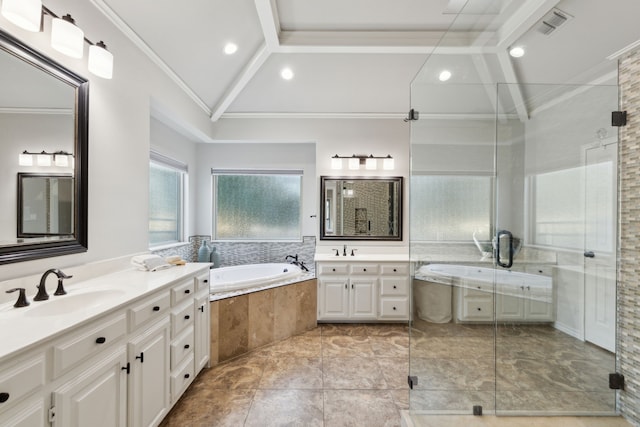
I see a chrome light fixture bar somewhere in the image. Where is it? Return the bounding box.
[19,150,74,167]
[331,154,394,171]
[1,1,114,79]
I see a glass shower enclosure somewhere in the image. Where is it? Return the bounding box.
[408,1,619,419]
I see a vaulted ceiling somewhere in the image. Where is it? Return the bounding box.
[96,0,640,121]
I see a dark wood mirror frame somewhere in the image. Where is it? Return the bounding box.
[0,29,88,264]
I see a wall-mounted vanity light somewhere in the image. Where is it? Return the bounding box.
[19,150,73,167]
[1,1,114,79]
[331,154,394,171]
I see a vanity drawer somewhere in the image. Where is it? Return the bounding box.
[129,290,171,331]
[171,300,194,338]
[459,299,494,321]
[170,326,194,370]
[52,313,127,378]
[380,278,409,296]
[195,273,210,292]
[171,354,194,404]
[0,353,46,409]
[171,280,195,306]
[379,298,409,318]
[318,264,349,275]
[525,265,553,277]
[350,264,379,275]
[380,264,409,275]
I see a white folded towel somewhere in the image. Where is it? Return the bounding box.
[131,254,172,272]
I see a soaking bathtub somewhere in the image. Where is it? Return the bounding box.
[209,263,304,293]
[419,263,553,303]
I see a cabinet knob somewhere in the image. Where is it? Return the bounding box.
[153,306,160,312]
[393,285,397,289]
[393,307,397,311]
[136,352,144,363]
[184,344,190,350]
[199,306,205,313]
[184,289,191,294]
[95,337,106,344]
[184,373,190,379]
[393,269,397,272]
[477,307,482,311]
[204,279,208,283]
[0,392,9,403]
[363,268,367,272]
[332,268,336,272]
[184,315,190,320]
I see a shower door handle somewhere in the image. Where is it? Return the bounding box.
[496,230,514,269]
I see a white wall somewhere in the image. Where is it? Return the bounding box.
[0,0,214,281]
[210,118,411,248]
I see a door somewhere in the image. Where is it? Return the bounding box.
[349,278,377,319]
[318,278,349,319]
[584,142,618,352]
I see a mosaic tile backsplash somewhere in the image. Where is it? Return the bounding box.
[618,50,640,426]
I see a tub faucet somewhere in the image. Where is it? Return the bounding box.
[285,254,309,272]
[34,268,73,301]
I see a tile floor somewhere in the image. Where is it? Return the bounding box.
[160,323,410,427]
[160,322,625,426]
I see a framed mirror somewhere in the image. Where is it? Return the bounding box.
[320,176,403,240]
[18,173,74,238]
[0,29,88,263]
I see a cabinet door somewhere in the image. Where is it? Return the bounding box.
[318,278,349,320]
[525,294,554,321]
[0,398,46,427]
[128,318,170,427]
[495,293,524,321]
[349,278,377,319]
[194,293,210,373]
[52,346,127,427]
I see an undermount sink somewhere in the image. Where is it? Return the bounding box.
[25,289,127,317]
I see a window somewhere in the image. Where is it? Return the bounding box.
[213,170,302,241]
[149,151,187,247]
[411,174,493,241]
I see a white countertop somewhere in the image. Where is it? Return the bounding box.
[314,254,410,262]
[0,263,210,361]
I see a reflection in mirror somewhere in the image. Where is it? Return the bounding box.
[18,173,74,237]
[320,176,403,240]
[0,29,88,263]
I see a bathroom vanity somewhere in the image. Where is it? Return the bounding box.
[0,264,210,427]
[315,256,410,321]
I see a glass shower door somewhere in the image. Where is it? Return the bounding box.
[493,83,619,414]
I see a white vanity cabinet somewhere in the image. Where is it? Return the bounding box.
[0,264,210,427]
[317,261,409,321]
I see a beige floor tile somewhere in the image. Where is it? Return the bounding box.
[258,357,323,389]
[321,323,369,336]
[322,335,375,357]
[324,390,401,427]
[405,415,633,427]
[324,356,389,389]
[244,389,324,427]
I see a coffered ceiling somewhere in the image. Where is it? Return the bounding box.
[96,0,640,121]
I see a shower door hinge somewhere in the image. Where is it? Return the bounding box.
[407,375,418,389]
[404,109,419,122]
[609,373,625,390]
[473,405,483,416]
[612,111,627,127]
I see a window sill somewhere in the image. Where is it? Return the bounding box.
[149,241,191,251]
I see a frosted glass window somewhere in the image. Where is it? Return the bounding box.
[411,175,492,241]
[149,158,185,246]
[532,167,584,249]
[214,173,302,240]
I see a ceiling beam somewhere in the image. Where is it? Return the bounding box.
[496,51,529,122]
[497,0,561,49]
[254,0,280,50]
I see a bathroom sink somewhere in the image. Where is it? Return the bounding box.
[25,289,127,317]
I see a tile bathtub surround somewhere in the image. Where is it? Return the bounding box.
[159,323,409,427]
[619,48,640,426]
[209,279,317,365]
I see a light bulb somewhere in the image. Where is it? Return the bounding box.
[88,41,113,79]
[348,157,360,170]
[51,14,84,59]
[439,70,452,82]
[1,0,41,32]
[18,152,33,166]
[365,158,377,170]
[331,157,342,170]
[509,46,525,58]
[37,153,51,167]
[383,156,394,170]
[224,43,238,55]
[55,154,69,167]
[281,67,294,80]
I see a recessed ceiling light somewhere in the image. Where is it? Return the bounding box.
[281,67,294,80]
[509,46,525,58]
[438,70,452,82]
[224,42,238,55]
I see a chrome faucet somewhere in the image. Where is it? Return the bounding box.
[34,268,73,301]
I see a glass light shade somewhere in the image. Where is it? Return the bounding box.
[88,42,113,79]
[51,15,84,59]
[331,157,342,170]
[224,42,238,55]
[1,0,41,32]
[37,153,51,166]
[18,152,33,166]
[383,157,394,170]
[348,157,360,170]
[365,158,377,170]
[509,46,525,58]
[54,154,69,167]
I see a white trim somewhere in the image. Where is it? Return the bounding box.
[0,107,73,115]
[607,38,640,60]
[221,112,406,120]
